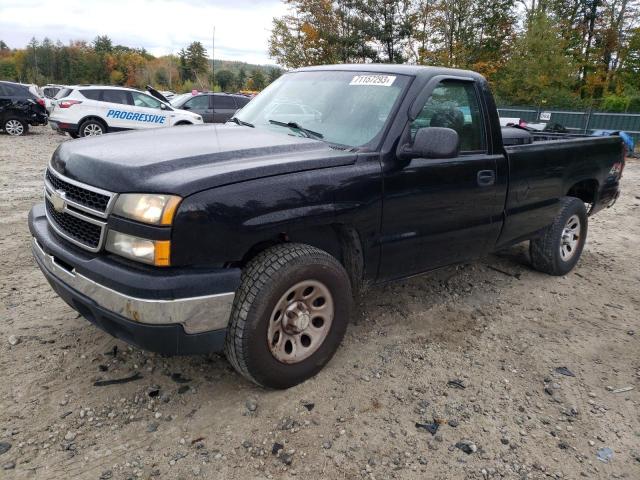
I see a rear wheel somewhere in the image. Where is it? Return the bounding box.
[530,197,588,276]
[4,118,27,136]
[78,119,105,137]
[224,243,352,389]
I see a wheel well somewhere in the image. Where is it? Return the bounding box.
[175,121,192,125]
[567,179,598,206]
[238,225,364,295]
[78,116,107,129]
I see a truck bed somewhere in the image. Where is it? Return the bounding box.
[499,135,622,246]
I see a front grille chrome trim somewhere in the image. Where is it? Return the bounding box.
[45,165,118,219]
[44,188,107,253]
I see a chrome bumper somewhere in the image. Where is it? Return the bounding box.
[32,237,234,334]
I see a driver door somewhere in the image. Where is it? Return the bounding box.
[130,92,169,129]
[378,79,504,281]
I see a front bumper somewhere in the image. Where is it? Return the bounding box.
[29,203,241,355]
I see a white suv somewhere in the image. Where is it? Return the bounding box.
[49,85,203,138]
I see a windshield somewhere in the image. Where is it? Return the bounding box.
[170,93,191,107]
[235,71,410,148]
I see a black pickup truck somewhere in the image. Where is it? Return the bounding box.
[29,65,624,388]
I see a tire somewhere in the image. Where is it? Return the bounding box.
[4,118,27,136]
[78,119,106,137]
[530,197,588,276]
[224,243,352,389]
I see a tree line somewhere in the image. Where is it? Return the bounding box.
[269,0,640,111]
[0,37,283,94]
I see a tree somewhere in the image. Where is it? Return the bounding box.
[494,13,576,106]
[250,69,266,90]
[93,35,113,54]
[237,66,247,89]
[267,67,283,84]
[355,0,414,62]
[216,69,235,91]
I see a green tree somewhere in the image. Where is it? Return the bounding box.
[250,69,266,90]
[267,67,283,84]
[355,0,413,63]
[494,13,577,106]
[93,35,113,54]
[216,69,235,91]
[237,66,247,89]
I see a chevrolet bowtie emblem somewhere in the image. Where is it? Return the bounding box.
[50,189,66,212]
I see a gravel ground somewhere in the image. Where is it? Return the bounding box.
[1,126,639,480]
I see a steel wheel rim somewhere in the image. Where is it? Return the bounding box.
[5,120,23,136]
[267,279,334,364]
[83,124,103,136]
[560,214,580,261]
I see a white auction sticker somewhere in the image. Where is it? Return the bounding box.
[349,75,396,87]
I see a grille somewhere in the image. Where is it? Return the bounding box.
[46,199,102,249]
[46,169,110,213]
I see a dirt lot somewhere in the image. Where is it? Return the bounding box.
[1,126,639,480]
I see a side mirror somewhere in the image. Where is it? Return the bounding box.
[402,127,460,159]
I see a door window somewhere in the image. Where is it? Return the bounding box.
[234,96,250,108]
[183,95,209,110]
[80,89,102,101]
[213,95,236,109]
[132,92,162,109]
[411,80,485,152]
[102,89,132,105]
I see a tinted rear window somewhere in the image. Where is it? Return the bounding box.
[80,89,102,101]
[0,83,22,96]
[213,95,236,109]
[102,89,131,105]
[234,96,250,107]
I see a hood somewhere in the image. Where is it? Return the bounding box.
[50,125,357,196]
[146,85,170,103]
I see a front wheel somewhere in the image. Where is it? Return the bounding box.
[224,243,352,389]
[4,118,27,136]
[530,197,588,276]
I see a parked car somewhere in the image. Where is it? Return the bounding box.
[29,65,624,389]
[0,81,48,135]
[41,84,68,113]
[48,85,203,138]
[159,90,176,100]
[169,92,250,123]
[42,84,66,99]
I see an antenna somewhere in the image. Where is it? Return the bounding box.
[211,25,216,114]
[212,26,215,91]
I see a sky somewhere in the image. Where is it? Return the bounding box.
[0,0,288,65]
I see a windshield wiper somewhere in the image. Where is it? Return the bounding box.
[268,119,324,140]
[229,117,254,128]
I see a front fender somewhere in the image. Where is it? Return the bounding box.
[170,160,383,279]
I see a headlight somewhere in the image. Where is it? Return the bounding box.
[105,231,171,266]
[113,194,181,225]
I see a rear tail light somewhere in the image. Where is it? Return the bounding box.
[59,100,82,108]
[36,98,45,107]
[518,119,527,127]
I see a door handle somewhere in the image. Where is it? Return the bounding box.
[477,170,495,187]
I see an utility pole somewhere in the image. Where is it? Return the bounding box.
[211,26,215,92]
